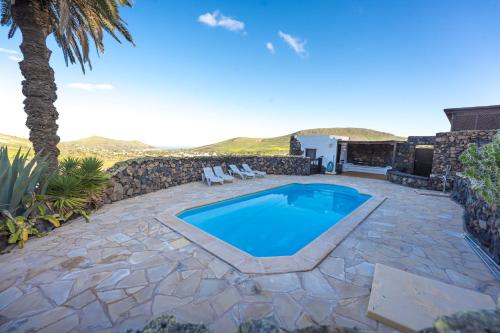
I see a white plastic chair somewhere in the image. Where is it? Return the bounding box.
[213,166,234,182]
[202,167,224,186]
[242,163,266,177]
[229,164,254,179]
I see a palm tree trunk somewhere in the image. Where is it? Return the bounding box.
[12,0,60,170]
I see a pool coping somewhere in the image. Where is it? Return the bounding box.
[156,181,386,274]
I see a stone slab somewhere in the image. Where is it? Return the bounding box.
[367,263,496,333]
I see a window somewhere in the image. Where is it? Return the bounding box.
[305,149,317,159]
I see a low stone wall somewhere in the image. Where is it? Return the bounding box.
[393,143,415,173]
[386,170,432,189]
[452,177,499,264]
[104,156,310,203]
[431,130,498,176]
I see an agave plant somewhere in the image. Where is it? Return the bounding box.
[0,147,61,247]
[0,147,49,217]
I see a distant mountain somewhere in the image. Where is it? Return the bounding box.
[61,136,156,151]
[0,134,168,168]
[0,133,31,150]
[190,128,406,155]
[190,136,291,155]
[295,128,406,141]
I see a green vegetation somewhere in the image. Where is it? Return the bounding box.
[0,146,109,248]
[459,133,500,204]
[46,157,109,221]
[0,148,56,248]
[190,136,291,155]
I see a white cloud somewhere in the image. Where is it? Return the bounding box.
[0,48,22,62]
[8,55,22,62]
[198,11,245,32]
[0,47,18,55]
[278,31,307,56]
[67,83,113,91]
[266,42,275,54]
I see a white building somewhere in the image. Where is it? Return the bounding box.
[295,135,349,173]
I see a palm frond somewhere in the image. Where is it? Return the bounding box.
[1,0,134,73]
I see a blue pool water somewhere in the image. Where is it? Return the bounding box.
[177,183,371,257]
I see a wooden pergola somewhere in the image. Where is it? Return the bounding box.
[339,140,405,167]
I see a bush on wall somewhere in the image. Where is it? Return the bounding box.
[458,133,499,204]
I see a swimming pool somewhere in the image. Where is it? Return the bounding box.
[177,183,371,257]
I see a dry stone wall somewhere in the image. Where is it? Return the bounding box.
[431,130,498,176]
[386,170,432,189]
[393,143,415,173]
[452,177,499,264]
[104,156,310,203]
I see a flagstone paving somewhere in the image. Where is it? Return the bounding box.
[0,175,497,333]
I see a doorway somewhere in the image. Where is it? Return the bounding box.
[413,147,434,177]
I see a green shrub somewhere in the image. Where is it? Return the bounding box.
[0,147,60,247]
[46,156,108,221]
[459,133,500,204]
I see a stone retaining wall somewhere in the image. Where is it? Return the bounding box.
[386,170,432,189]
[452,177,499,264]
[393,143,415,173]
[431,130,498,176]
[104,156,310,203]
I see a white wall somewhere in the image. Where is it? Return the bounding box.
[296,135,348,170]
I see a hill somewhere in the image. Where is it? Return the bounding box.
[61,136,155,152]
[295,128,405,141]
[0,134,171,168]
[0,133,32,149]
[190,136,291,155]
[0,133,33,159]
[189,128,406,155]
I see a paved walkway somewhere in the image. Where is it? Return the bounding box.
[0,175,497,333]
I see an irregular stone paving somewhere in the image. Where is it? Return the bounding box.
[0,175,498,333]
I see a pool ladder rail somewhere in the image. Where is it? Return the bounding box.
[464,233,500,281]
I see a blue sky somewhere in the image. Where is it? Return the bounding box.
[1,0,499,147]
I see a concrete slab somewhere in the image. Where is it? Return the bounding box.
[367,263,496,333]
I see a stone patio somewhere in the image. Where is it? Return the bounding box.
[0,175,497,333]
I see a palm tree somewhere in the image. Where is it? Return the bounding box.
[1,0,134,170]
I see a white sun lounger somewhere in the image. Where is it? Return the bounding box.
[242,164,266,177]
[229,164,254,179]
[202,167,224,186]
[213,166,234,182]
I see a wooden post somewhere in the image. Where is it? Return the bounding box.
[391,142,398,167]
